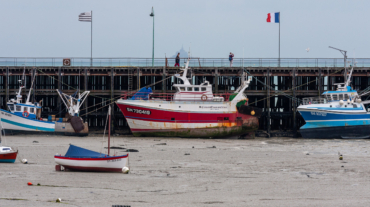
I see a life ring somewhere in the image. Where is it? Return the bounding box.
[22,111,29,117]
[201,95,208,101]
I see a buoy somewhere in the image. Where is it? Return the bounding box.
[339,100,344,105]
[122,167,130,174]
[21,159,28,164]
[339,155,343,160]
[251,110,255,116]
[27,182,33,186]
[56,198,62,202]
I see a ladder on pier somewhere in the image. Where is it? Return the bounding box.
[128,69,133,93]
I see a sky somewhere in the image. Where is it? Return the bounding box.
[0,0,368,58]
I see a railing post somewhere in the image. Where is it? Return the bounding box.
[58,67,62,118]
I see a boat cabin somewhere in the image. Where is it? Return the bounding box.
[172,61,223,102]
[0,146,12,152]
[173,81,216,101]
[7,102,41,120]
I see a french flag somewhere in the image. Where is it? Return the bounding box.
[266,12,280,23]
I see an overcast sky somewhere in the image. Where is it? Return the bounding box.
[0,0,367,58]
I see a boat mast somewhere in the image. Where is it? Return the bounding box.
[108,105,111,156]
[26,69,36,104]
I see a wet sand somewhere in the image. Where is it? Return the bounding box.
[1,135,370,207]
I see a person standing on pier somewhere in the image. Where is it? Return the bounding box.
[229,52,234,67]
[175,53,180,67]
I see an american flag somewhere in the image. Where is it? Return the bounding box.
[79,12,91,22]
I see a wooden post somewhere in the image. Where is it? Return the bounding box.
[6,67,9,104]
[162,66,166,93]
[292,68,297,137]
[58,67,62,118]
[137,68,140,90]
[84,68,88,122]
[110,68,115,133]
[267,68,271,137]
[215,68,218,94]
[318,68,322,96]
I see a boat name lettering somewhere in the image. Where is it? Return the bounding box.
[1,112,11,117]
[107,158,121,163]
[126,107,151,115]
[199,106,227,110]
[310,112,327,116]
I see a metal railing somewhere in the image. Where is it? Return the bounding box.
[0,57,367,68]
[302,97,328,105]
[120,92,234,102]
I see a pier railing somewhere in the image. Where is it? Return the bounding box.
[0,57,367,68]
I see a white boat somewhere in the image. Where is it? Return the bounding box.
[54,106,129,173]
[116,57,261,138]
[298,64,370,138]
[54,145,128,172]
[1,67,89,135]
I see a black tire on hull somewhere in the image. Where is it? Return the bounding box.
[300,125,370,139]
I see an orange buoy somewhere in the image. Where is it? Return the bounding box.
[27,182,33,186]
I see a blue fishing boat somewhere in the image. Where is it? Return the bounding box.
[298,66,370,138]
[0,67,89,135]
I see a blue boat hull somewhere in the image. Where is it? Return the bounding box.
[0,159,16,163]
[300,124,370,139]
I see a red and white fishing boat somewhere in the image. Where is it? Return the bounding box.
[0,146,18,163]
[0,108,18,163]
[116,58,261,138]
[54,106,129,172]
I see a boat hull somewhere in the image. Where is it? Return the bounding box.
[0,109,88,136]
[116,100,259,138]
[54,154,128,172]
[300,125,370,139]
[0,151,18,163]
[298,108,370,138]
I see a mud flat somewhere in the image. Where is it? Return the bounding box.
[1,135,370,207]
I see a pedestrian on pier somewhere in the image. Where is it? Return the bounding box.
[175,53,180,67]
[229,52,234,67]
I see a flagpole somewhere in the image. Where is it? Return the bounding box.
[91,10,93,67]
[278,12,280,67]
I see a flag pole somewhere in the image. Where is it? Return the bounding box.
[278,12,280,67]
[91,10,93,67]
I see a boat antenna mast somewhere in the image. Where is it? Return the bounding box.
[56,90,90,117]
[328,46,348,83]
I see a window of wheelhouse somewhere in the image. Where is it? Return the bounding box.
[8,104,14,111]
[179,87,185,91]
[201,87,206,91]
[194,87,199,91]
[338,94,344,100]
[16,105,21,111]
[187,87,193,91]
[344,94,349,101]
[30,108,35,114]
[332,94,338,100]
[24,107,28,112]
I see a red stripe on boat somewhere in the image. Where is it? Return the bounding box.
[61,165,123,172]
[54,154,128,161]
[116,102,252,123]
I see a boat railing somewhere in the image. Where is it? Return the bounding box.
[302,97,328,105]
[120,92,234,102]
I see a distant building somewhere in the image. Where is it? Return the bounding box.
[171,46,188,58]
